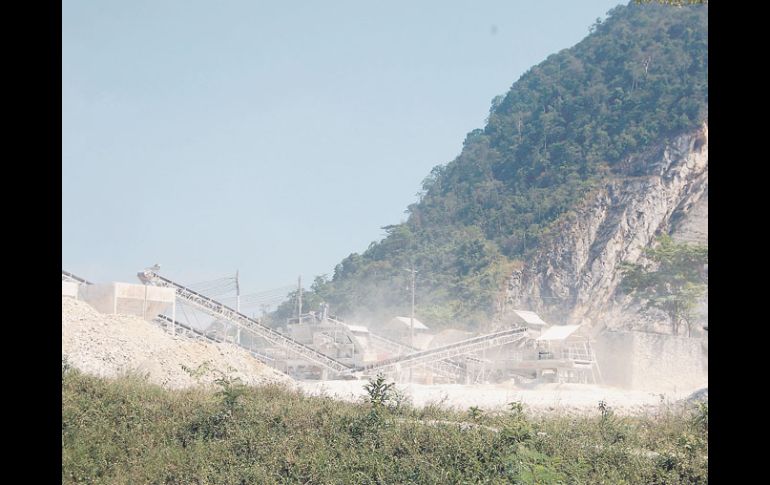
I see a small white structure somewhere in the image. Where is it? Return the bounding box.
[80,282,176,320]
[380,316,431,346]
[512,310,548,329]
[536,324,582,343]
[62,281,79,299]
[535,325,593,361]
[531,324,599,383]
[389,316,429,331]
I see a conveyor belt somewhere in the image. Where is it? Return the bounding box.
[138,270,351,374]
[352,327,527,375]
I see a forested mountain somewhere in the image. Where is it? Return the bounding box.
[273,1,708,330]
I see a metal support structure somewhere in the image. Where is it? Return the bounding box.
[403,266,417,348]
[235,270,240,313]
[410,268,415,348]
[321,315,466,379]
[171,298,176,337]
[143,282,148,320]
[367,330,466,380]
[297,275,302,323]
[352,327,527,376]
[63,268,537,383]
[235,270,240,344]
[152,313,276,365]
[138,270,351,374]
[62,270,93,285]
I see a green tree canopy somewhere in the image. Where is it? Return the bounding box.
[620,235,708,336]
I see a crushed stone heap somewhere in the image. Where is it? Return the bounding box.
[62,297,293,389]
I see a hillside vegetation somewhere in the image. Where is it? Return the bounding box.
[62,366,707,484]
[271,2,707,330]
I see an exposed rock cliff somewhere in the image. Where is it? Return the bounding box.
[504,123,708,332]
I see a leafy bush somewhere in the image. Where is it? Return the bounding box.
[363,374,395,408]
[62,372,708,484]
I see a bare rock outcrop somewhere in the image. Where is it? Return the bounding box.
[504,123,708,332]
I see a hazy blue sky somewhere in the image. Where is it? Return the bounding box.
[63,0,622,299]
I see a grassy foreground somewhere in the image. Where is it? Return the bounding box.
[62,364,707,484]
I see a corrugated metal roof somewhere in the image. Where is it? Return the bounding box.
[536,325,582,341]
[513,310,548,326]
[391,316,429,330]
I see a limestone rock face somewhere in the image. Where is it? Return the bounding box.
[504,123,708,333]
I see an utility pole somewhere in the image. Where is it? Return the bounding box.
[297,275,303,323]
[142,282,148,321]
[404,265,417,382]
[410,265,416,348]
[235,270,240,313]
[235,270,241,344]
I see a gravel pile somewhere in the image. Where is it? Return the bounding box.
[62,297,293,390]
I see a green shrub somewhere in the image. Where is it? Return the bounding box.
[62,372,708,484]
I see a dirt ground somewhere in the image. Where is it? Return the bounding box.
[297,379,695,416]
